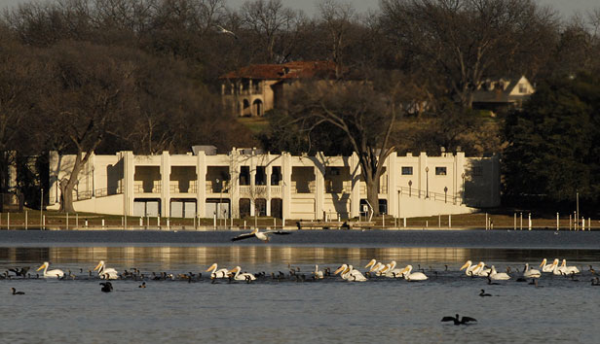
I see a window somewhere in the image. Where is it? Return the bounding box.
[435,167,447,176]
[519,84,528,93]
[402,166,413,175]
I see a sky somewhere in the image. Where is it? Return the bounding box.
[0,0,598,19]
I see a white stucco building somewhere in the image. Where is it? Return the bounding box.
[48,148,500,219]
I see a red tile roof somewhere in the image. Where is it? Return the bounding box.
[221,61,337,80]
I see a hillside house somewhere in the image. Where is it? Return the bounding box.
[220,61,337,117]
[472,76,535,114]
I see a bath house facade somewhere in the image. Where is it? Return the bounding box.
[48,147,500,220]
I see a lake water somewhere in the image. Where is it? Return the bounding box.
[1,230,599,343]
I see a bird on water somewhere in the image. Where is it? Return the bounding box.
[11,288,25,295]
[441,314,477,325]
[100,282,113,293]
[479,289,491,297]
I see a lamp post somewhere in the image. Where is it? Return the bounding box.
[444,186,448,203]
[425,167,429,198]
[408,180,412,197]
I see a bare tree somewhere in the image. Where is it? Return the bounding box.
[318,0,355,79]
[0,40,46,193]
[38,42,136,213]
[289,82,398,215]
[240,0,305,63]
[380,0,556,108]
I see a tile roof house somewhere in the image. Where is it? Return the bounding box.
[220,61,337,117]
[472,76,535,114]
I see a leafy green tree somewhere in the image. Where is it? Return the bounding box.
[503,73,600,209]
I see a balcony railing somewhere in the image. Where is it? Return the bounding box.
[169,181,198,193]
[134,181,161,194]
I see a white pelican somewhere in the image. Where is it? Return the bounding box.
[472,262,491,277]
[205,263,229,279]
[558,259,580,275]
[381,261,404,278]
[399,265,428,281]
[365,259,378,270]
[335,264,367,282]
[228,266,257,281]
[539,258,557,273]
[313,265,324,279]
[523,263,541,278]
[460,260,479,276]
[489,265,510,280]
[369,262,387,276]
[551,259,566,275]
[230,228,291,243]
[36,262,64,278]
[94,261,119,280]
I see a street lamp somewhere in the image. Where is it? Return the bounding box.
[408,180,412,197]
[444,186,448,203]
[425,167,429,198]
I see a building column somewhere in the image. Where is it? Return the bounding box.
[196,151,207,219]
[456,151,466,204]
[266,153,272,217]
[282,153,292,220]
[122,151,135,216]
[314,156,325,220]
[230,149,240,219]
[161,151,170,217]
[250,158,256,217]
[350,152,361,218]
[419,152,428,198]
[387,152,397,217]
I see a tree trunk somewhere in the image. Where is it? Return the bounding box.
[59,177,76,213]
[58,149,91,213]
[365,175,380,218]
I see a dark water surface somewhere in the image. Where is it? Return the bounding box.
[1,228,600,249]
[1,230,599,343]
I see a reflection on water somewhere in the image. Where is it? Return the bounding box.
[1,246,598,271]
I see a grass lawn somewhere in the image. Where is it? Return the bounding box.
[237,116,269,134]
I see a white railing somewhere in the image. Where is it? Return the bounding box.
[398,186,463,204]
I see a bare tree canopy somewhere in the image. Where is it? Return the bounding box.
[286,81,398,215]
[380,0,558,108]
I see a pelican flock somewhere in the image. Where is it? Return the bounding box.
[2,257,586,289]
